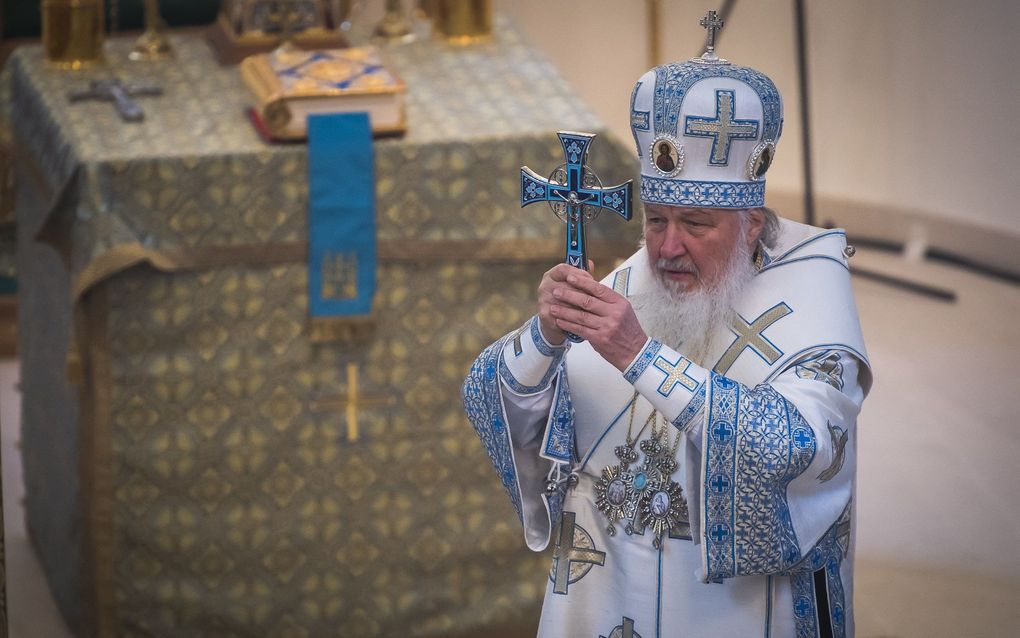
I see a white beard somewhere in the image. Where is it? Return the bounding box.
[630,239,756,367]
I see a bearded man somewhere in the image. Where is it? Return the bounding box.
[462,21,872,638]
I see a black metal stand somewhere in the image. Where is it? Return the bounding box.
[790,0,955,303]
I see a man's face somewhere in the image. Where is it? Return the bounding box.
[643,204,759,292]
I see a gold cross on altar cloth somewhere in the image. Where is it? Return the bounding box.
[311,363,394,442]
[713,302,792,375]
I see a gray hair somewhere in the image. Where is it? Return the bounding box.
[749,207,781,249]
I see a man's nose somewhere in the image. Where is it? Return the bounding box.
[659,224,688,259]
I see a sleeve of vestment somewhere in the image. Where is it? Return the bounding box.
[621,339,865,581]
[461,315,574,551]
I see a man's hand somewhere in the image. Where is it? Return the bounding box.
[537,263,577,346]
[539,264,648,371]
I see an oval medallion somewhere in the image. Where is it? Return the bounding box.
[650,490,671,517]
[649,135,685,177]
[607,478,628,506]
[747,140,776,181]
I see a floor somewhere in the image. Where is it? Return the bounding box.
[1,245,1019,637]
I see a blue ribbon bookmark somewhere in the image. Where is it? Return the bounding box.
[306,113,376,332]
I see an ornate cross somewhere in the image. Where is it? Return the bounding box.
[310,363,394,442]
[522,131,633,271]
[652,354,699,396]
[67,79,163,122]
[700,10,724,58]
[713,302,793,374]
[521,131,632,341]
[551,511,606,594]
[684,89,759,165]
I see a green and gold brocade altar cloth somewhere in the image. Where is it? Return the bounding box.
[9,21,639,637]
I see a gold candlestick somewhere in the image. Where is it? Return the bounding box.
[433,0,491,44]
[129,0,174,61]
[373,0,414,43]
[42,0,105,69]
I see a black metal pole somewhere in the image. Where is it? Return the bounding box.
[793,0,815,228]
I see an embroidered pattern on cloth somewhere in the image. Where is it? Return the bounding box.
[463,335,524,520]
[543,379,576,462]
[498,318,567,395]
[652,61,782,146]
[817,421,849,483]
[549,511,606,595]
[672,383,706,432]
[786,501,852,638]
[703,373,817,579]
[624,339,663,384]
[794,349,845,391]
[600,616,643,638]
[612,267,633,296]
[640,177,765,209]
[630,79,649,158]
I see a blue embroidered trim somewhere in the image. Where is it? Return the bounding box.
[827,563,848,638]
[791,571,817,638]
[462,335,524,521]
[497,317,565,395]
[630,79,648,157]
[785,502,852,638]
[542,375,576,463]
[759,254,850,274]
[772,229,847,264]
[497,353,561,396]
[641,176,766,208]
[623,339,663,384]
[531,315,566,357]
[672,383,706,432]
[703,374,817,580]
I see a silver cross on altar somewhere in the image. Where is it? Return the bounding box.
[521,131,633,342]
[699,10,725,61]
[67,79,163,122]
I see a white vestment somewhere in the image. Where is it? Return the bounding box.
[463,220,873,638]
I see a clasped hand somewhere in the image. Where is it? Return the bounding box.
[537,263,648,372]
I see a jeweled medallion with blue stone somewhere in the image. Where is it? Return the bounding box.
[597,402,690,546]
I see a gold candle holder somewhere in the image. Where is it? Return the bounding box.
[373,0,415,43]
[42,0,105,69]
[129,0,174,61]
[433,0,490,44]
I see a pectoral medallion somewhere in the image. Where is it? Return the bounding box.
[594,403,689,547]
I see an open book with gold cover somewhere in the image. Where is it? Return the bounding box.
[240,46,407,141]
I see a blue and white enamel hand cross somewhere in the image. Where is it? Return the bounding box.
[521,131,633,342]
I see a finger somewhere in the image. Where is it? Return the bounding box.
[547,263,581,282]
[553,286,609,315]
[565,271,614,300]
[588,259,595,272]
[550,303,599,330]
[554,316,593,341]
